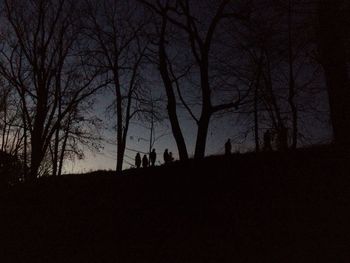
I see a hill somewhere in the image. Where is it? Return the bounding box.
[0,145,349,262]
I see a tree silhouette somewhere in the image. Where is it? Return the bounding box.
[0,0,106,179]
[317,0,350,146]
[84,0,150,172]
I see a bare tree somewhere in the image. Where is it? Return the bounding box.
[317,0,350,146]
[226,0,326,151]
[84,0,150,172]
[0,0,106,180]
[0,80,24,156]
[140,1,190,160]
[140,0,251,159]
[48,100,103,176]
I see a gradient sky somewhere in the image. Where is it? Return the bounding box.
[63,85,332,174]
[60,0,334,174]
[64,107,240,173]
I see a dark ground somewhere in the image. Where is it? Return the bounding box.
[0,145,349,262]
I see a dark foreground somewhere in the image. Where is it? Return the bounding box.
[1,146,349,262]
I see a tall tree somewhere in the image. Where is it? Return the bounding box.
[172,0,248,159]
[143,1,189,160]
[84,0,149,172]
[1,0,105,180]
[317,0,350,146]
[141,0,249,159]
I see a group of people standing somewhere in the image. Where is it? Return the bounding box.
[135,127,288,169]
[134,148,174,168]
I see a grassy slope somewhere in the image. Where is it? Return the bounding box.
[0,146,349,262]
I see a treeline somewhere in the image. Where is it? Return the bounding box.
[0,0,348,181]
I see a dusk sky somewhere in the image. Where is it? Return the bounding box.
[0,0,340,176]
[65,87,332,174]
[65,98,242,173]
[1,1,348,261]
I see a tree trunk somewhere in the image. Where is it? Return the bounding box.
[149,107,154,166]
[30,113,45,179]
[159,15,189,161]
[254,77,260,152]
[52,110,61,176]
[166,100,189,160]
[254,55,264,152]
[58,113,71,177]
[30,141,42,180]
[288,0,298,149]
[52,85,62,176]
[194,56,212,160]
[194,113,210,159]
[318,0,350,146]
[29,91,47,180]
[116,106,124,173]
[115,73,124,173]
[22,106,27,181]
[1,104,7,151]
[116,131,127,174]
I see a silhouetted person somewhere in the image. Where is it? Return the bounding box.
[150,149,156,166]
[135,152,141,168]
[163,149,169,164]
[263,130,272,151]
[225,139,232,155]
[169,152,174,162]
[142,154,148,168]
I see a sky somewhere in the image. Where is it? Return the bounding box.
[62,63,333,174]
[63,87,333,174]
[64,107,241,174]
[8,0,331,175]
